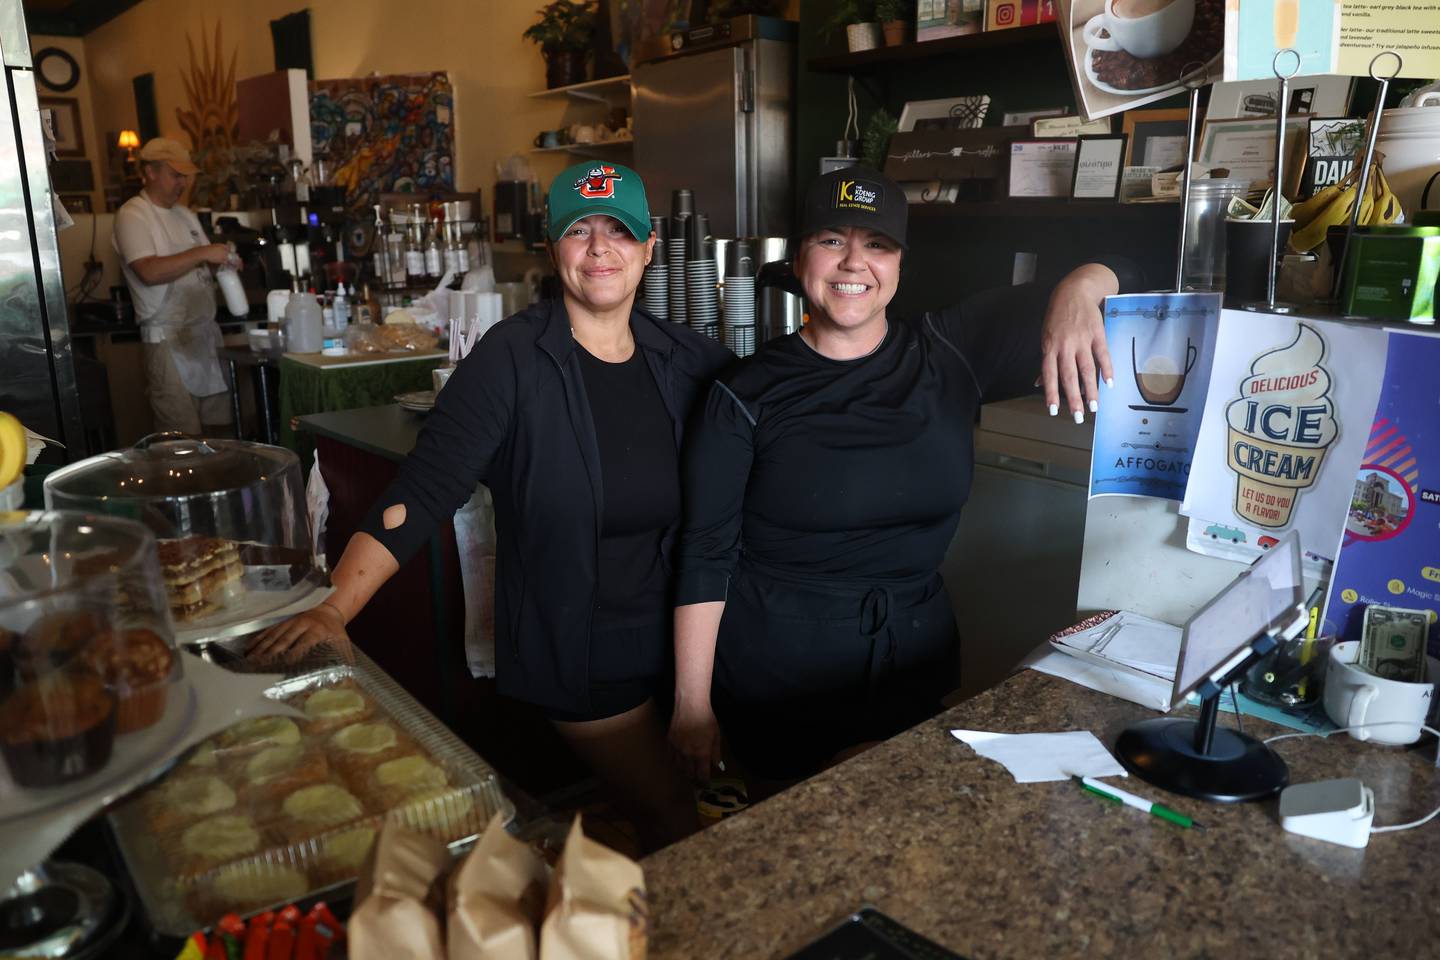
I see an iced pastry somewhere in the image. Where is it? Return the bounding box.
[0,672,116,787]
[196,863,310,923]
[72,627,175,733]
[390,785,478,837]
[300,686,370,732]
[148,774,237,833]
[279,783,366,839]
[315,825,378,884]
[156,537,241,622]
[1224,324,1337,529]
[177,813,262,877]
[218,715,302,754]
[238,743,329,808]
[371,754,449,811]
[330,722,397,756]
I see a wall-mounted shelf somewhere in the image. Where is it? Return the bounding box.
[808,25,1058,74]
[909,199,1180,219]
[529,140,634,156]
[528,74,632,103]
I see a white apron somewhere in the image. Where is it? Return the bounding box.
[130,199,228,397]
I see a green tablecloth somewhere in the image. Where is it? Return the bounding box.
[278,353,444,464]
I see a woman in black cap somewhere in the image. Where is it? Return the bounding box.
[669,167,1124,786]
[256,162,730,850]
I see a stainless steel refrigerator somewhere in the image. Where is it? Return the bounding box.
[0,0,83,457]
[632,16,795,239]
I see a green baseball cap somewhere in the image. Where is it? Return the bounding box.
[547,161,651,242]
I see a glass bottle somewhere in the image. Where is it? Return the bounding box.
[425,219,444,278]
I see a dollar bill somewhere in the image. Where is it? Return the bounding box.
[1359,605,1429,682]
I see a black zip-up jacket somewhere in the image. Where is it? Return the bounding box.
[359,298,733,714]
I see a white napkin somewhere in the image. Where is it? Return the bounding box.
[950,729,1128,783]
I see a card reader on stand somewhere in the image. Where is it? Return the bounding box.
[1116,532,1310,803]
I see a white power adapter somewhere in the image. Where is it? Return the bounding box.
[1279,777,1375,848]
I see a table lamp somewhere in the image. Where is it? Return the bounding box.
[117,128,139,162]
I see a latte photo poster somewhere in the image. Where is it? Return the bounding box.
[1180,311,1388,564]
[1089,293,1221,500]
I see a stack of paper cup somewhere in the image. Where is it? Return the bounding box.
[642,263,669,318]
[667,220,688,325]
[686,242,720,340]
[722,239,756,356]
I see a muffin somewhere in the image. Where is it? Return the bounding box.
[236,743,330,809]
[313,824,377,886]
[0,672,116,788]
[326,721,413,786]
[276,782,367,845]
[72,628,175,733]
[369,754,449,812]
[174,813,263,878]
[192,862,310,926]
[296,685,371,734]
[147,774,238,834]
[16,609,107,677]
[216,715,302,758]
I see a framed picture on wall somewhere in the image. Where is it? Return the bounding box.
[898,95,993,132]
[1205,77,1354,122]
[1121,108,1189,169]
[39,96,85,157]
[1071,135,1128,200]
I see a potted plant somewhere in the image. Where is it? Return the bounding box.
[523,1,598,90]
[876,0,913,46]
[821,0,882,53]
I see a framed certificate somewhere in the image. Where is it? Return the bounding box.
[1196,116,1308,195]
[1071,135,1128,200]
[1007,139,1078,199]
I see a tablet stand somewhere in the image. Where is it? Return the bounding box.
[1116,632,1290,803]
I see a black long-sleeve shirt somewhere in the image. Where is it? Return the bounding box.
[674,283,1053,604]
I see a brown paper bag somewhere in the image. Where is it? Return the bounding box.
[448,812,550,960]
[539,816,647,960]
[349,822,450,960]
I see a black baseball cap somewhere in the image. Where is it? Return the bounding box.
[797,167,908,250]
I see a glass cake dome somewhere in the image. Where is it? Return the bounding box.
[42,435,320,635]
[0,511,183,791]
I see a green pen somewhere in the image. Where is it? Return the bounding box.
[1078,776,1201,830]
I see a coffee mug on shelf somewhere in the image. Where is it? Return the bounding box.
[568,124,597,145]
[533,129,564,149]
[1083,0,1195,60]
[1322,640,1439,745]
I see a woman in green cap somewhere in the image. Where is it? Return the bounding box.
[257,162,731,850]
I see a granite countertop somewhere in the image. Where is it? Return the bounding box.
[296,404,424,463]
[642,671,1440,959]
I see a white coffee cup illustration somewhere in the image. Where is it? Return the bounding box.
[1083,0,1195,60]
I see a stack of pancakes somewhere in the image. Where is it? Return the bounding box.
[158,537,242,623]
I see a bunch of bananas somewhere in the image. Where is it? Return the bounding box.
[0,412,27,490]
[1290,162,1403,253]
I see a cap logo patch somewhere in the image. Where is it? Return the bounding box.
[574,165,622,200]
[834,178,881,214]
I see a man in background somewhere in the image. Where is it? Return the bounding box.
[113,137,234,435]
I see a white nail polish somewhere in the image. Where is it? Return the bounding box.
[1105,377,1115,389]
[1048,404,1059,416]
[1088,399,1099,413]
[1073,410,1084,424]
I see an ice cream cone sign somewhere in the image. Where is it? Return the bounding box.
[1224,324,1338,529]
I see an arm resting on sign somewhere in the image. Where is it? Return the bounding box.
[128,244,231,285]
[250,532,399,661]
[670,600,726,784]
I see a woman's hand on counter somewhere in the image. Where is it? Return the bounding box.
[249,600,351,663]
[1039,263,1119,423]
[669,691,724,784]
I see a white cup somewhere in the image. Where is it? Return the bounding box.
[1083,0,1194,60]
[1323,640,1439,745]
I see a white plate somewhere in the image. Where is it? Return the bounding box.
[173,576,333,646]
[1083,43,1219,97]
[395,390,436,412]
[0,679,198,823]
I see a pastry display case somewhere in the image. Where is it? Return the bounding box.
[107,645,515,936]
[43,434,327,643]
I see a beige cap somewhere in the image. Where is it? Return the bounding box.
[137,137,199,175]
